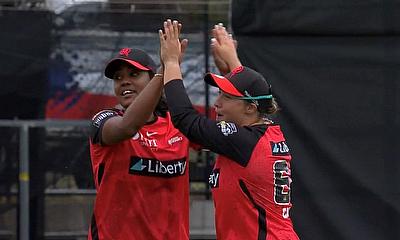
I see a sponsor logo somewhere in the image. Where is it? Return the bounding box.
[217,121,237,136]
[208,169,220,188]
[146,131,158,137]
[271,141,290,156]
[131,132,158,147]
[129,157,186,177]
[168,136,183,145]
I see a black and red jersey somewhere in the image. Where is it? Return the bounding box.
[165,80,299,240]
[88,109,190,240]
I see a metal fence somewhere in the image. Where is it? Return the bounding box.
[0,120,90,240]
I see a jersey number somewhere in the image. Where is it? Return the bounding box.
[273,160,292,205]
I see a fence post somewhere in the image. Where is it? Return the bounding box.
[19,124,30,240]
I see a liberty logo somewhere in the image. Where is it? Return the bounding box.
[209,169,220,188]
[271,141,290,156]
[129,157,186,178]
[119,48,131,57]
[130,158,146,171]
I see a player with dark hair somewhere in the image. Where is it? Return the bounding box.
[160,20,299,240]
[88,45,191,239]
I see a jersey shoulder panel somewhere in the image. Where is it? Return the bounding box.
[90,108,124,144]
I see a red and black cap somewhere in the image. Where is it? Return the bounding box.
[104,48,157,79]
[204,66,273,108]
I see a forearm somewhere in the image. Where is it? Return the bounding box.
[164,80,255,167]
[216,57,242,76]
[102,74,163,145]
[163,61,182,85]
[164,79,201,137]
[226,57,242,72]
[164,80,215,147]
[121,74,163,130]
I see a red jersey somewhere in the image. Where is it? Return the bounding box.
[164,80,299,240]
[88,109,190,240]
[210,125,299,240]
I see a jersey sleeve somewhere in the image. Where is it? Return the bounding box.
[90,109,122,145]
[164,80,267,167]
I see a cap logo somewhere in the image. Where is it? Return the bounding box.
[229,66,244,78]
[119,48,132,57]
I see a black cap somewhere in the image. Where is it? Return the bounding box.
[104,48,157,79]
[204,66,272,108]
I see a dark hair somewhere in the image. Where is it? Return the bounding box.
[246,97,279,118]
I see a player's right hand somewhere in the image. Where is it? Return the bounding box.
[211,23,240,74]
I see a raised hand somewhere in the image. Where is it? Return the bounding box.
[177,23,189,65]
[211,23,241,75]
[159,19,181,65]
[159,19,185,84]
[158,22,188,75]
[211,37,229,75]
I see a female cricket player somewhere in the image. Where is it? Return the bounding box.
[160,20,299,240]
[88,43,191,239]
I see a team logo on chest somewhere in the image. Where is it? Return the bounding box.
[132,131,158,148]
[209,169,220,188]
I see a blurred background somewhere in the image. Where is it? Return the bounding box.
[0,0,399,239]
